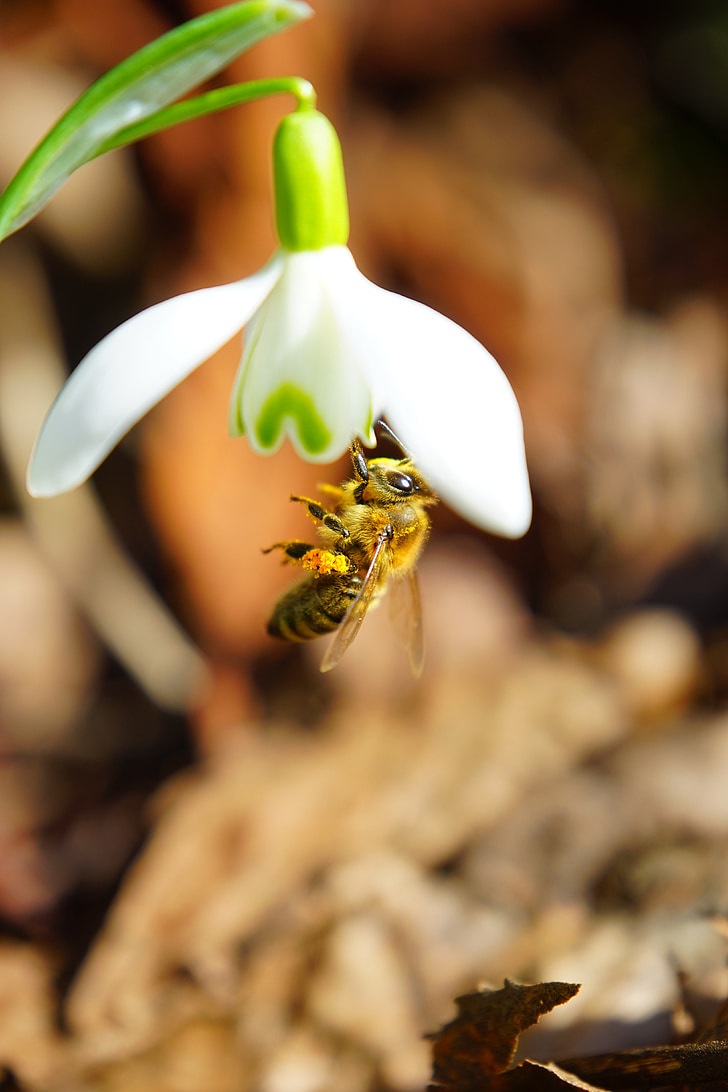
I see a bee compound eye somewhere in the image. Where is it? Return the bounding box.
[387,471,414,494]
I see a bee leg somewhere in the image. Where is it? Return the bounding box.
[262,540,316,563]
[350,440,370,504]
[263,540,355,577]
[351,439,369,483]
[290,495,350,538]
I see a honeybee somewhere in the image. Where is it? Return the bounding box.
[264,426,438,674]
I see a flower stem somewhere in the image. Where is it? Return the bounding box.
[95,77,317,156]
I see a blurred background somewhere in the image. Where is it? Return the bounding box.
[1,0,728,1089]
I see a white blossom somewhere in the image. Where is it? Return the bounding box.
[28,244,531,537]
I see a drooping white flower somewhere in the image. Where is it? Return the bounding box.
[28,108,532,538]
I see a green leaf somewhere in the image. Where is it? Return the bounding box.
[0,0,312,243]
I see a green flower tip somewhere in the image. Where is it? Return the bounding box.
[273,109,349,251]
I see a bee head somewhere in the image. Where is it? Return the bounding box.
[365,458,437,506]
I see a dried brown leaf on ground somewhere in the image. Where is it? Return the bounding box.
[427,980,580,1089]
[584,303,728,594]
[0,942,68,1090]
[559,1040,728,1091]
[493,1061,607,1090]
[0,564,717,1092]
[698,988,728,1044]
[63,628,626,1066]
[426,980,728,1091]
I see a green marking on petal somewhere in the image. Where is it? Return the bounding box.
[256,384,331,453]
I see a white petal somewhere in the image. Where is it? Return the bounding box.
[236,248,375,462]
[340,274,532,537]
[28,254,285,496]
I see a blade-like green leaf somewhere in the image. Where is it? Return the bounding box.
[0,0,312,242]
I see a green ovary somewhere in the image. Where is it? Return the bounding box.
[255,384,331,454]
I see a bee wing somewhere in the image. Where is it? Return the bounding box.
[319,532,389,673]
[388,570,425,677]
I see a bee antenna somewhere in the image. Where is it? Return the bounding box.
[375,420,412,459]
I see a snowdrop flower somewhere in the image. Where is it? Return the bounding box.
[28,107,531,537]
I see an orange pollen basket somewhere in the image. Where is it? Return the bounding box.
[302,549,351,576]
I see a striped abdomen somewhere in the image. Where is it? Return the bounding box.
[267,573,360,642]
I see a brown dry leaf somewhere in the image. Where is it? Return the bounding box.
[492,1061,607,1090]
[560,1041,728,1090]
[697,987,728,1045]
[427,980,580,1089]
[584,303,728,592]
[308,912,431,1089]
[0,942,67,1090]
[75,1016,251,1092]
[61,630,626,1072]
[589,609,702,727]
[428,979,728,1090]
